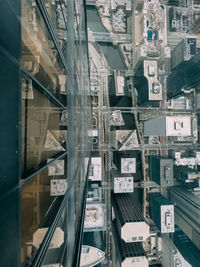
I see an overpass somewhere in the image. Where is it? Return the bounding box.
[88,31,132,43]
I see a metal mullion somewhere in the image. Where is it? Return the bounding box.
[21,151,67,184]
[36,0,77,90]
[21,67,67,110]
[31,177,74,267]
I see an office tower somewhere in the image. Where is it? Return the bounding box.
[111,169,134,193]
[143,116,192,136]
[110,129,139,150]
[161,233,192,267]
[112,219,149,267]
[134,60,162,106]
[113,151,143,181]
[171,225,200,267]
[149,156,174,187]
[80,231,105,267]
[111,192,150,242]
[171,38,196,70]
[0,1,91,266]
[167,52,200,98]
[149,193,174,233]
[169,186,200,249]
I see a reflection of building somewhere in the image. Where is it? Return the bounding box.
[144,116,192,136]
[149,193,174,233]
[169,186,200,249]
[112,192,150,242]
[112,219,149,267]
[149,156,174,187]
[0,1,91,266]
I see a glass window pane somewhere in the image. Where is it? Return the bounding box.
[21,0,67,104]
[42,0,67,59]
[21,73,67,177]
[21,158,67,266]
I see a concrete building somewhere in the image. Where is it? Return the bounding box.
[111,192,150,242]
[113,151,143,181]
[144,116,192,137]
[169,186,200,249]
[111,130,139,150]
[149,193,174,233]
[112,219,149,267]
[84,202,106,231]
[88,155,102,181]
[80,231,105,267]
[149,156,174,187]
[174,151,200,166]
[111,169,134,193]
[134,60,162,106]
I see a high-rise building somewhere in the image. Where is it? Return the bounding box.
[170,225,200,267]
[111,169,134,193]
[171,38,196,70]
[112,219,149,267]
[169,186,200,249]
[167,52,200,98]
[149,193,174,233]
[149,156,174,187]
[113,151,143,181]
[111,192,150,242]
[80,231,105,267]
[143,116,192,137]
[161,233,192,267]
[0,1,91,266]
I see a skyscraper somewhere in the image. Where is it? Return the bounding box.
[167,52,200,98]
[149,193,174,233]
[149,156,174,187]
[0,1,91,266]
[169,186,200,250]
[111,192,150,243]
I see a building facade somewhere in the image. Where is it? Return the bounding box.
[169,186,200,250]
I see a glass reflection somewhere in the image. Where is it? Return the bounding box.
[21,0,67,104]
[21,74,67,176]
[21,161,66,266]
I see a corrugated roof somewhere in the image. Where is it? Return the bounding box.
[112,192,144,226]
[112,220,146,261]
[82,231,105,251]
